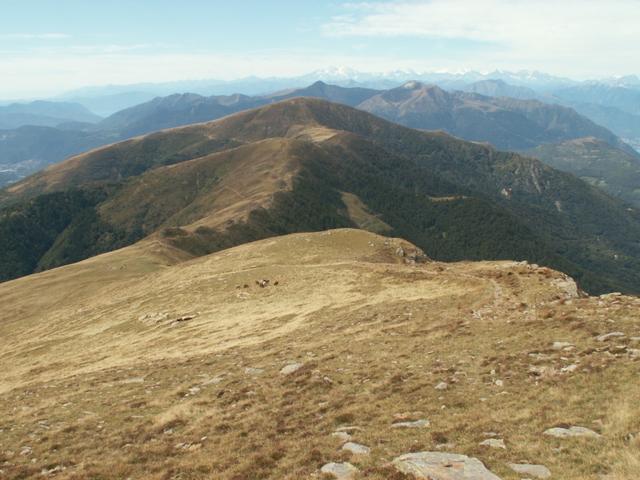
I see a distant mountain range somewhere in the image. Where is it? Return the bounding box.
[357,81,632,152]
[50,68,582,109]
[458,79,539,100]
[0,100,101,129]
[97,92,266,138]
[2,80,640,207]
[2,98,640,295]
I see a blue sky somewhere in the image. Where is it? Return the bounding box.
[1,0,638,98]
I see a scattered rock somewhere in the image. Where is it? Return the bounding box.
[41,465,65,476]
[528,365,551,377]
[435,382,448,390]
[392,451,502,479]
[479,438,506,449]
[393,243,429,264]
[507,463,551,479]
[280,363,303,375]
[596,332,625,342]
[608,345,627,354]
[175,442,202,451]
[336,426,363,433]
[173,314,197,324]
[187,386,201,395]
[494,379,504,387]
[244,367,264,376]
[628,349,640,359]
[561,364,579,373]
[550,275,580,298]
[543,426,601,438]
[331,431,352,442]
[552,341,574,350]
[392,419,430,429]
[341,442,370,455]
[320,462,359,479]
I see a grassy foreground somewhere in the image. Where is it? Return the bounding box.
[0,229,638,479]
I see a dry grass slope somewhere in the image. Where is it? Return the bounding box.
[3,97,640,295]
[0,229,639,479]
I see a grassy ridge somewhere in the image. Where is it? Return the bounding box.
[1,99,640,294]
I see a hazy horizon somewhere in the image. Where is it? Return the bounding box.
[1,0,639,99]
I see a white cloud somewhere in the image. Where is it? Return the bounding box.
[1,1,638,98]
[322,0,640,75]
[67,44,155,54]
[0,33,70,40]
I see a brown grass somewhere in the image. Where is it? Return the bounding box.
[0,229,639,479]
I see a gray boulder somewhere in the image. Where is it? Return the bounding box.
[392,451,502,479]
[341,442,371,455]
[320,462,359,479]
[544,426,601,438]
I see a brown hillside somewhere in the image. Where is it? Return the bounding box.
[2,98,640,296]
[0,229,638,479]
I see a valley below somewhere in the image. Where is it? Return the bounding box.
[1,229,639,479]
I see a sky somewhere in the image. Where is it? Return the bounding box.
[1,0,639,98]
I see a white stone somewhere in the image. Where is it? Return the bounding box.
[544,426,601,438]
[552,341,573,350]
[596,332,625,342]
[341,442,371,455]
[331,431,352,442]
[320,462,359,479]
[392,451,502,479]
[435,382,448,390]
[279,363,303,375]
[561,364,579,373]
[479,438,506,449]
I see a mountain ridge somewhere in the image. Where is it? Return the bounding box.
[358,82,635,153]
[2,97,640,295]
[2,80,636,191]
